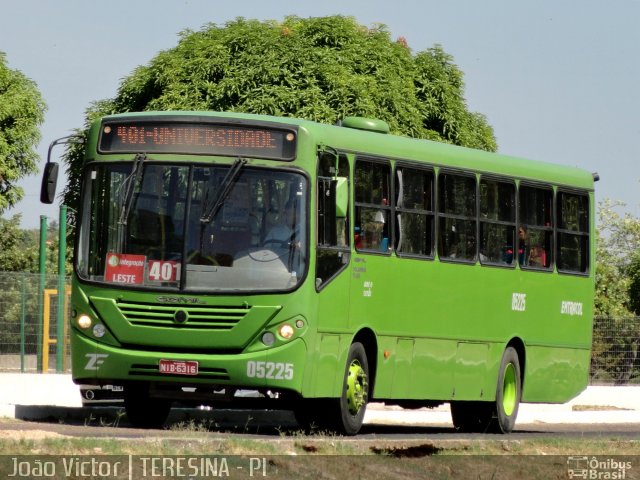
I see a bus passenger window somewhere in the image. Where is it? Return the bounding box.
[557,191,589,273]
[354,158,391,253]
[395,166,434,257]
[479,178,515,266]
[518,185,553,270]
[438,172,476,262]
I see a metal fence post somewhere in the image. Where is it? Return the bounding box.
[37,215,47,373]
[56,205,67,373]
[20,274,26,373]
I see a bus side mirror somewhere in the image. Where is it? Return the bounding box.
[40,162,59,204]
[39,134,85,204]
[335,177,348,218]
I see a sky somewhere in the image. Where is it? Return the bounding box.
[1,0,639,228]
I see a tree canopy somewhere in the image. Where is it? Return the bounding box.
[0,52,46,213]
[63,16,496,209]
[594,199,640,317]
[0,214,69,274]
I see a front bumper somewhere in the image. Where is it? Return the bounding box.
[72,332,307,394]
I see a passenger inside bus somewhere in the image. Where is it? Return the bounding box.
[517,226,547,267]
[517,226,528,265]
[528,245,546,267]
[359,199,389,251]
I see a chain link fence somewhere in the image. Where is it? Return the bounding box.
[0,272,70,373]
[0,271,638,384]
[591,316,640,385]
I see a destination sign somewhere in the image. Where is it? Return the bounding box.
[98,120,297,160]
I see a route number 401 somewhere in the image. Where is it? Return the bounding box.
[148,260,179,282]
[246,361,294,380]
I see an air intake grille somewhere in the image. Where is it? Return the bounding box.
[116,301,249,330]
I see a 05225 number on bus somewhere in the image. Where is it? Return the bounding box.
[246,361,294,380]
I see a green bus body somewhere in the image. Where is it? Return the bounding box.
[67,111,595,433]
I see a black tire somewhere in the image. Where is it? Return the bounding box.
[335,342,369,435]
[293,343,369,435]
[450,401,494,433]
[124,384,172,429]
[292,399,325,433]
[450,346,522,434]
[492,346,521,433]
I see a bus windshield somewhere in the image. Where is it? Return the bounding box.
[77,161,307,292]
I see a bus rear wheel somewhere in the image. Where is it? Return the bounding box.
[450,346,521,434]
[124,384,172,429]
[493,346,521,433]
[450,401,494,433]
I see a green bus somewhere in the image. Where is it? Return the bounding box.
[41,111,596,434]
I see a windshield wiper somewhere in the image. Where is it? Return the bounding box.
[200,157,247,224]
[118,153,147,226]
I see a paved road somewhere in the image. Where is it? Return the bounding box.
[2,407,639,440]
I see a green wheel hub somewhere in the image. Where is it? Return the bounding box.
[502,362,517,416]
[346,359,367,415]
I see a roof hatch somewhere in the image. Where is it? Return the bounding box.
[339,117,390,134]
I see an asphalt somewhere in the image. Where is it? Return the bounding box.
[2,373,639,427]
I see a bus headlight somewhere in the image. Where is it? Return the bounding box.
[278,324,294,340]
[77,314,92,329]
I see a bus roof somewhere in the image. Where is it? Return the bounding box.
[98,111,595,191]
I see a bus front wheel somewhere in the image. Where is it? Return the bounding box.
[335,342,369,435]
[124,384,172,429]
[293,342,370,435]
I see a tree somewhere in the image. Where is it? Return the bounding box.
[0,214,70,274]
[0,52,46,213]
[595,198,640,316]
[62,16,496,211]
[0,214,39,272]
[591,198,640,385]
[629,253,640,315]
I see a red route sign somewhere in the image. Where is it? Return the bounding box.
[104,253,145,285]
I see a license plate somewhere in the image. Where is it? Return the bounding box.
[158,359,198,376]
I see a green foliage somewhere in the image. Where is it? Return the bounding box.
[0,214,38,272]
[628,253,640,315]
[594,231,632,317]
[595,199,640,316]
[0,52,46,213]
[63,16,496,211]
[591,198,640,385]
[0,216,71,359]
[0,214,72,274]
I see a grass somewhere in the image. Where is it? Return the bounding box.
[0,416,638,479]
[0,436,638,480]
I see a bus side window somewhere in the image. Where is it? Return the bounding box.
[557,191,589,274]
[479,178,515,266]
[519,185,553,270]
[438,172,477,262]
[316,152,351,289]
[354,158,391,253]
[395,166,434,257]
